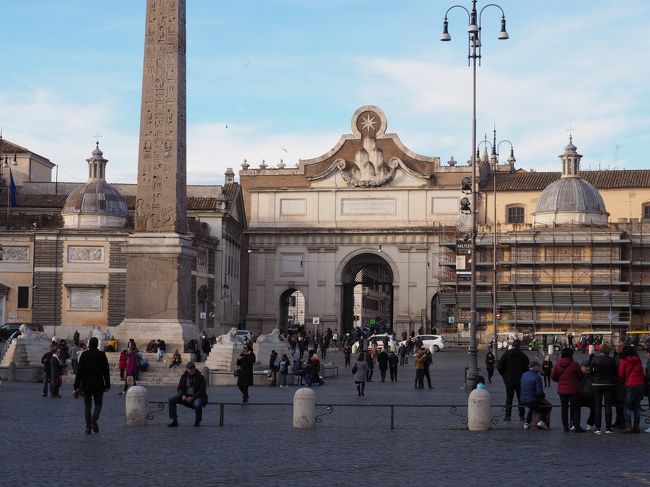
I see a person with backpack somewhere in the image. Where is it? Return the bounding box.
[278,354,291,388]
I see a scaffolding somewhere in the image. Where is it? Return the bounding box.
[437,221,647,343]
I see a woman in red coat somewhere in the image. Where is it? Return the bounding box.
[551,347,584,432]
[618,345,646,433]
[118,350,127,380]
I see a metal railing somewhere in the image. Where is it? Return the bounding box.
[146,400,650,430]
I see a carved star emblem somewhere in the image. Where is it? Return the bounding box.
[360,114,378,133]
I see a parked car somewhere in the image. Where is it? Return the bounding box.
[0,322,44,341]
[399,334,446,352]
[352,333,399,353]
[234,330,253,343]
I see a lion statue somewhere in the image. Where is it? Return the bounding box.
[216,327,238,344]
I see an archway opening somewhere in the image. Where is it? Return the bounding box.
[341,253,393,335]
[279,288,305,333]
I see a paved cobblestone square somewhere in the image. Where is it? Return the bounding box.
[1,349,649,486]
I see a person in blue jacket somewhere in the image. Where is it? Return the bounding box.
[520,360,552,430]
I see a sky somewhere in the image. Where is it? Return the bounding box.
[1,0,649,185]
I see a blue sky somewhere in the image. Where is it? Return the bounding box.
[2,0,649,184]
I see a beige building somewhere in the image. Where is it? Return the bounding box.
[0,138,245,340]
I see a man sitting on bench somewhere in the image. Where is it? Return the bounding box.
[168,362,208,427]
[520,360,552,430]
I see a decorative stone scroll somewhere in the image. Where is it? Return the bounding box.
[0,246,29,262]
[68,246,104,263]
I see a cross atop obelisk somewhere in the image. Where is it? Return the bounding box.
[135,0,187,234]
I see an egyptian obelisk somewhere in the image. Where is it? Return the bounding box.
[115,0,198,348]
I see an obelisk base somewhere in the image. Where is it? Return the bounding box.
[114,232,198,351]
[111,318,198,354]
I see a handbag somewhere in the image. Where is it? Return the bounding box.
[233,366,241,377]
[351,363,357,374]
[126,375,135,386]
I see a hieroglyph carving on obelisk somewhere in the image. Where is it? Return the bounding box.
[135,0,187,234]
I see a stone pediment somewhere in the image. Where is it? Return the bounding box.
[303,106,438,187]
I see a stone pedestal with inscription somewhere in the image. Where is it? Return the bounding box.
[112,233,198,350]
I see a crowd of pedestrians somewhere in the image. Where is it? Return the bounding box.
[495,338,650,434]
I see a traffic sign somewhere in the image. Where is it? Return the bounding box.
[312,317,320,325]
[496,312,501,320]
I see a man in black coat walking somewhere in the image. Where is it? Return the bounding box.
[496,339,530,421]
[73,336,110,434]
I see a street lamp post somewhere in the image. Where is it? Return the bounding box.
[441,0,509,390]
[487,132,516,360]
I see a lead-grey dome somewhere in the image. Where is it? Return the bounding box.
[61,144,128,229]
[535,177,606,214]
[533,137,608,226]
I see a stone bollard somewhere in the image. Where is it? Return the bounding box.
[125,385,149,426]
[293,387,316,429]
[8,362,16,382]
[547,345,554,357]
[467,387,491,431]
[588,344,595,355]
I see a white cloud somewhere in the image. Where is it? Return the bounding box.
[187,123,342,184]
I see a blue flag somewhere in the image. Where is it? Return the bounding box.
[9,168,17,207]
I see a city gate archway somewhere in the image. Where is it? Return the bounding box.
[279,288,305,332]
[341,254,393,335]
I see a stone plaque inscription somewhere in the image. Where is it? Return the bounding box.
[280,199,307,216]
[341,198,395,215]
[135,0,187,234]
[69,288,102,310]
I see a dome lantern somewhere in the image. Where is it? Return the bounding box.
[533,137,608,226]
[61,144,128,229]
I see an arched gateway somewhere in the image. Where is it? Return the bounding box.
[341,254,393,334]
[241,106,472,336]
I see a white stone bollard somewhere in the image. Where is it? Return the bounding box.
[547,345,554,357]
[467,388,491,431]
[125,385,149,426]
[293,387,316,429]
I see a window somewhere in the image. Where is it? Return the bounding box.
[17,286,29,309]
[507,206,525,224]
[643,203,650,219]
